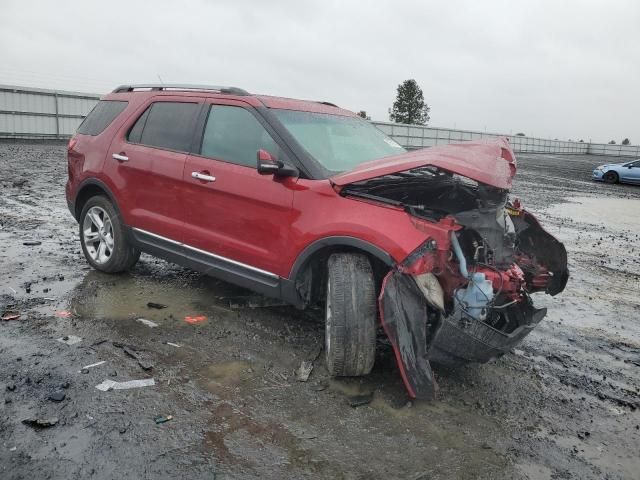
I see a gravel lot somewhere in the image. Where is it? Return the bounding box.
[1,142,639,480]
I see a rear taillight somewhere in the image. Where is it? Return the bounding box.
[67,136,78,152]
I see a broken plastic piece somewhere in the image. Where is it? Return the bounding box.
[136,318,159,328]
[184,315,207,324]
[379,270,440,400]
[1,311,21,321]
[57,335,82,346]
[55,310,73,318]
[154,415,173,424]
[79,360,106,372]
[95,378,155,391]
[295,361,314,382]
[22,417,59,428]
[147,302,167,309]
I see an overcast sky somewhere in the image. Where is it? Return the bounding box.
[1,0,638,142]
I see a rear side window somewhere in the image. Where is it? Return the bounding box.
[128,102,199,152]
[200,105,281,167]
[77,100,128,136]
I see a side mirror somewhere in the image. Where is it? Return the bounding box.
[257,149,282,174]
[256,149,298,177]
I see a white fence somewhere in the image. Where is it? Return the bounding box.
[0,84,637,158]
[0,85,99,139]
[371,121,640,157]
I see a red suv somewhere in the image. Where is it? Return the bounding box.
[66,84,568,399]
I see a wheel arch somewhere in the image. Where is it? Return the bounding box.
[284,236,395,308]
[73,179,122,221]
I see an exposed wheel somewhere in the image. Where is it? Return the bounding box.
[325,253,377,376]
[603,171,619,184]
[79,196,140,273]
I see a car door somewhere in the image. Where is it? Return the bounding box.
[182,101,297,281]
[106,98,201,242]
[622,159,640,184]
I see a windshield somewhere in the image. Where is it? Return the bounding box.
[272,110,405,173]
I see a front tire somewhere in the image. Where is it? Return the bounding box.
[79,196,140,273]
[325,253,377,377]
[603,171,619,184]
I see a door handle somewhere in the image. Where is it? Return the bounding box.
[191,171,216,182]
[112,153,129,162]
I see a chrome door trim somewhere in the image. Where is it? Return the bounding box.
[132,227,278,279]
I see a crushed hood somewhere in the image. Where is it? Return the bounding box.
[331,138,516,190]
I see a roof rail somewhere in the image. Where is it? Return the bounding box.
[112,84,250,95]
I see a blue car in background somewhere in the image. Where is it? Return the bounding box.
[593,159,640,184]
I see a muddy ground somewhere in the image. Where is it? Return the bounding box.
[0,142,639,480]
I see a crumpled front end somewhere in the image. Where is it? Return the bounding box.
[378,202,568,400]
[340,147,569,400]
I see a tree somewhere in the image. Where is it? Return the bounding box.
[356,110,371,120]
[609,140,616,144]
[622,138,630,145]
[579,139,584,143]
[389,79,430,125]
[515,132,526,136]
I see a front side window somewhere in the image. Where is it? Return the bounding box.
[272,110,405,173]
[200,105,281,167]
[128,102,200,152]
[77,100,128,136]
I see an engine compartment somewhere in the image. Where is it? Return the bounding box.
[344,165,569,399]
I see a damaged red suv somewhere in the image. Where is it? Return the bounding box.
[66,84,568,398]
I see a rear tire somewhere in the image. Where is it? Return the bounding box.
[325,253,377,377]
[79,196,140,273]
[603,171,619,184]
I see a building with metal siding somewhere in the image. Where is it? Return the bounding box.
[0,84,99,139]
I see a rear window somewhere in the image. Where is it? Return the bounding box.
[77,100,128,136]
[128,102,199,152]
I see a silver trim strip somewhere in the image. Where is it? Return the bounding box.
[132,227,279,279]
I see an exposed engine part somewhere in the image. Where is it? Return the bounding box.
[452,273,494,322]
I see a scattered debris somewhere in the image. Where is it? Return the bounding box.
[310,382,327,392]
[91,339,108,346]
[122,346,153,371]
[136,318,159,328]
[147,302,167,309]
[165,342,181,348]
[1,310,20,321]
[154,415,173,424]
[6,384,16,392]
[49,391,66,402]
[184,315,207,325]
[137,359,154,371]
[22,417,59,428]
[295,360,314,382]
[55,310,73,318]
[9,446,16,452]
[79,360,106,373]
[95,378,155,391]
[57,335,82,345]
[22,240,42,246]
[348,392,374,408]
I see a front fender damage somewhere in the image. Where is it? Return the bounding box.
[378,270,443,400]
[378,206,569,400]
